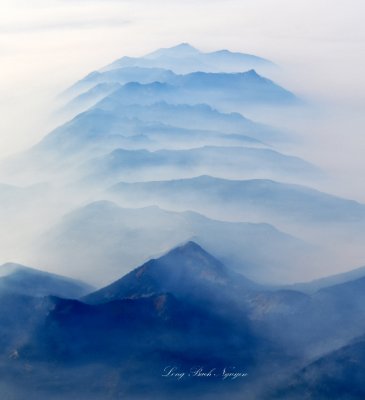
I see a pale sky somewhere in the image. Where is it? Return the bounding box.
[1,0,365,198]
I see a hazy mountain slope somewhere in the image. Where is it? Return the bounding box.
[31,201,311,285]
[66,69,297,117]
[288,264,365,293]
[91,101,282,141]
[62,82,121,116]
[250,274,365,363]
[84,146,318,185]
[0,292,49,354]
[109,175,364,225]
[63,66,176,99]
[166,69,297,104]
[0,262,93,298]
[91,70,297,111]
[35,106,267,160]
[271,335,365,400]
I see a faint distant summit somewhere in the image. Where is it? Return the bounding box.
[145,43,201,59]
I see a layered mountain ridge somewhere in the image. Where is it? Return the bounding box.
[0,43,363,399]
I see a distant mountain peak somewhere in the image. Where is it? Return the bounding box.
[0,262,26,277]
[173,42,196,49]
[145,43,200,59]
[245,69,260,76]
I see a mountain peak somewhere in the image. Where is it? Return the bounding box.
[174,42,196,50]
[83,241,245,304]
[246,69,260,77]
[145,43,200,59]
[0,262,27,277]
[167,240,206,256]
